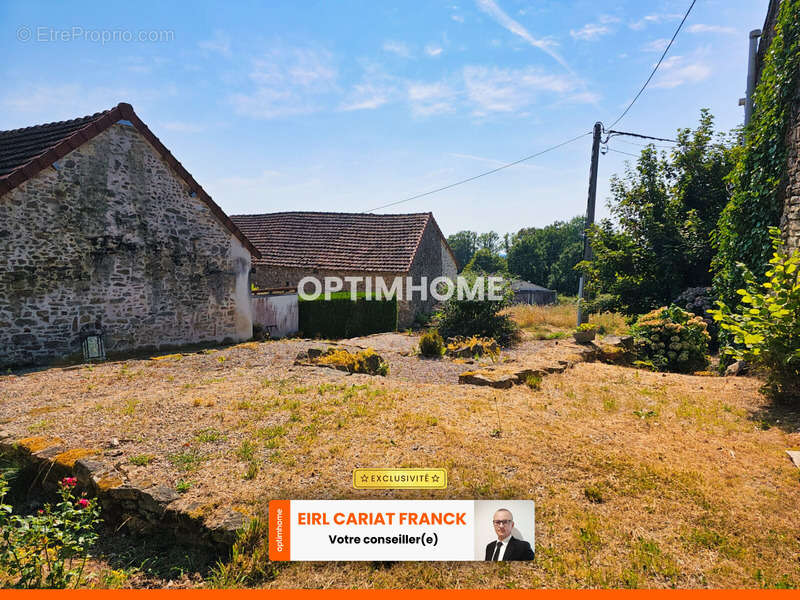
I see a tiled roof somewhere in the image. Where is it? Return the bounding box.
[0,103,260,258]
[0,111,109,177]
[230,211,451,272]
[511,280,553,292]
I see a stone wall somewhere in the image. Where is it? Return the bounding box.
[250,220,457,328]
[781,76,800,252]
[0,123,253,368]
[756,0,800,252]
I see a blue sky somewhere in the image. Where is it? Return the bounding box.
[1,1,769,237]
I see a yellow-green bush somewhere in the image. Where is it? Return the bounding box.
[709,228,800,400]
[418,329,445,357]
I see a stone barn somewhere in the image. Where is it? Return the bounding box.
[229,211,458,327]
[0,102,261,368]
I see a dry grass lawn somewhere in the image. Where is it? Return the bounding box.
[1,337,799,589]
[504,302,628,340]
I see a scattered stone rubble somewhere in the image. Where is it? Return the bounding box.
[445,336,500,359]
[294,346,388,375]
[458,335,634,389]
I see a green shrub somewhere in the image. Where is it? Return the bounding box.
[436,275,519,345]
[299,295,397,339]
[583,293,621,315]
[630,305,710,373]
[709,229,800,400]
[418,329,445,357]
[0,475,101,588]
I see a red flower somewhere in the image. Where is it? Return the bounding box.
[76,498,89,509]
[37,509,44,515]
[61,477,78,487]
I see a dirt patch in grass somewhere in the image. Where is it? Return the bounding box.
[1,336,798,588]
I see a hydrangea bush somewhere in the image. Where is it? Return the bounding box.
[673,286,719,348]
[630,305,710,373]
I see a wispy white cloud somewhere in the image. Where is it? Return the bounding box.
[0,84,170,127]
[382,40,411,58]
[425,44,443,57]
[160,121,207,133]
[688,24,737,35]
[449,152,540,170]
[570,23,611,41]
[407,81,458,116]
[198,31,232,57]
[651,53,711,89]
[451,14,465,23]
[641,38,670,53]
[229,45,338,119]
[629,13,681,31]
[462,65,588,115]
[475,0,572,73]
[565,91,602,104]
[340,82,393,111]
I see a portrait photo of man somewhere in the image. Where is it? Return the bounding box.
[484,508,534,561]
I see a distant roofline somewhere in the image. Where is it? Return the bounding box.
[231,210,457,270]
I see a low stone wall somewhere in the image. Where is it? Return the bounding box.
[458,336,633,389]
[0,431,245,552]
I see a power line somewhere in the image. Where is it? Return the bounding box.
[366,131,591,212]
[607,0,698,129]
[614,137,676,149]
[365,0,695,213]
[606,129,678,143]
[607,148,641,158]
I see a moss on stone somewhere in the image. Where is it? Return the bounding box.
[96,475,124,491]
[54,447,101,468]
[17,436,64,453]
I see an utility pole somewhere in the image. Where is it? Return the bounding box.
[576,121,602,327]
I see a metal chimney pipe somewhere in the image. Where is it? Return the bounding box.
[744,28,762,127]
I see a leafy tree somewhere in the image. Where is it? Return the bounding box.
[436,273,518,345]
[477,231,501,253]
[547,239,583,293]
[464,248,508,274]
[506,216,584,293]
[582,111,736,315]
[446,231,478,272]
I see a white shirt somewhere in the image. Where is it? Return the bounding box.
[494,534,513,560]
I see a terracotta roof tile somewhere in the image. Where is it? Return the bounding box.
[0,111,109,177]
[230,211,442,272]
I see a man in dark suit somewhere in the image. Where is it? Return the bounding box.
[484,508,534,561]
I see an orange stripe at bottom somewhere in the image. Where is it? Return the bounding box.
[269,499,291,561]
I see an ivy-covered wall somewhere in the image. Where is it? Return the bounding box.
[712,0,800,305]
